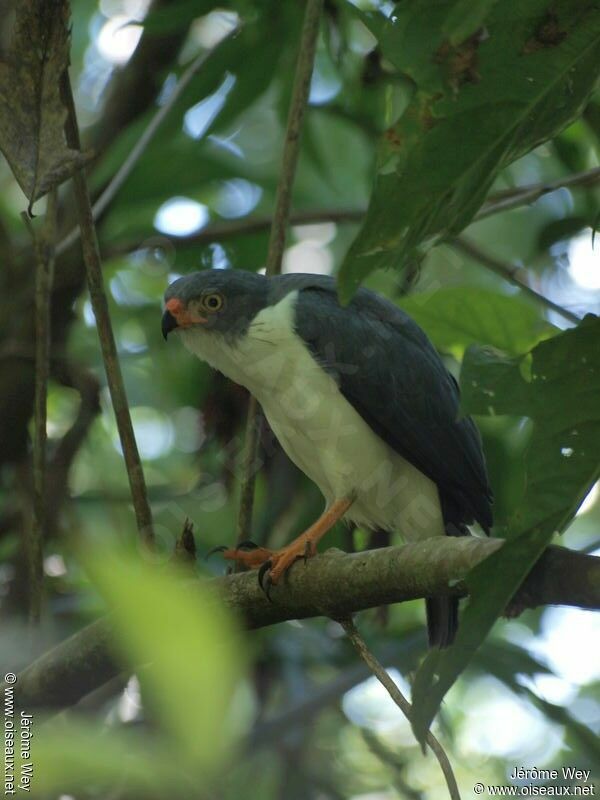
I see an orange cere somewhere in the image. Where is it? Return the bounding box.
[165,297,206,326]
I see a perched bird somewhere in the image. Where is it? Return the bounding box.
[162,270,492,647]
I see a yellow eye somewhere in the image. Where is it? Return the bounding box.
[199,292,224,312]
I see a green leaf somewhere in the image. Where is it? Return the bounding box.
[397,287,556,357]
[411,314,600,747]
[339,1,600,299]
[85,544,244,769]
[0,0,88,205]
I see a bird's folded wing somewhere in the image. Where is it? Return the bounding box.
[283,278,493,532]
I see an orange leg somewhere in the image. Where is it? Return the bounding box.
[221,495,355,589]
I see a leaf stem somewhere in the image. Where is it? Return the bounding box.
[235,397,262,550]
[61,72,154,546]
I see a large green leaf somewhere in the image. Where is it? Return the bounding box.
[397,287,556,357]
[411,314,600,747]
[339,0,600,298]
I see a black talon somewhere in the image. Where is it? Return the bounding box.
[236,540,259,551]
[258,560,270,589]
[206,544,228,559]
[258,560,274,601]
[303,541,311,565]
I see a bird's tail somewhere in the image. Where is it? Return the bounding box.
[425,596,458,648]
[426,494,471,648]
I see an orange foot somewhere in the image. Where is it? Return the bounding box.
[220,536,317,596]
[213,496,355,598]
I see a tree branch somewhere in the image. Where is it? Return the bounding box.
[265,0,323,276]
[6,540,598,711]
[107,166,600,257]
[22,190,58,625]
[340,617,461,800]
[476,166,600,221]
[108,208,364,258]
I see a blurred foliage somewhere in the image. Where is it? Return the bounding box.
[33,544,244,797]
[0,1,599,799]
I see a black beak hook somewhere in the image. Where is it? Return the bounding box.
[162,310,178,340]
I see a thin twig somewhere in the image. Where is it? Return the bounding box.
[235,0,323,544]
[339,617,461,800]
[21,190,58,624]
[110,208,364,256]
[265,0,324,276]
[61,72,154,546]
[453,237,582,324]
[475,166,600,221]
[235,397,262,549]
[106,167,600,258]
[55,24,240,258]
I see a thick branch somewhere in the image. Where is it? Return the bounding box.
[6,540,598,711]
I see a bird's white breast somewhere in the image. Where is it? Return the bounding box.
[180,291,444,541]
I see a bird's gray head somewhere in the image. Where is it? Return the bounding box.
[162,270,269,341]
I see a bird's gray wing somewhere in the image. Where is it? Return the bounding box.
[271,274,493,531]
